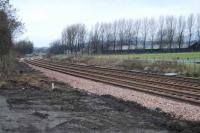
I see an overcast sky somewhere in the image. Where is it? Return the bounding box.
[11,0,200,47]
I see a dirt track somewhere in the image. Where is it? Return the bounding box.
[0,63,200,133]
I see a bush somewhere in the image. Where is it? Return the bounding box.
[0,52,16,78]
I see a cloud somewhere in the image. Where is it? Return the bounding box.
[11,0,200,47]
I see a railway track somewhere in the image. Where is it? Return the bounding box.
[44,59,200,86]
[26,59,200,106]
[37,59,200,89]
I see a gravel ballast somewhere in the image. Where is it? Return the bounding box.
[29,64,200,121]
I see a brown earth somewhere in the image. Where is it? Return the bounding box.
[0,62,200,133]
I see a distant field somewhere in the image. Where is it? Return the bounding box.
[53,52,200,77]
[94,52,200,76]
[95,52,200,60]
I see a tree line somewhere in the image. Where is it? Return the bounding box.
[0,0,33,57]
[0,0,33,77]
[0,0,22,56]
[0,0,22,77]
[14,40,34,55]
[49,14,200,55]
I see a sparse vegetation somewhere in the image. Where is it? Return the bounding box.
[53,53,200,77]
[94,52,200,77]
[0,52,16,78]
[95,52,200,60]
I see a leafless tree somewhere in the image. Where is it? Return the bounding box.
[133,19,141,49]
[187,14,195,46]
[75,24,86,52]
[58,13,200,55]
[112,21,118,51]
[99,23,106,53]
[88,23,100,54]
[61,24,86,53]
[166,16,176,49]
[125,19,134,50]
[141,18,149,49]
[14,40,34,55]
[68,25,77,52]
[197,14,200,43]
[157,16,165,49]
[149,18,157,49]
[118,19,126,52]
[177,16,186,49]
[61,28,67,45]
[49,40,63,54]
[104,23,112,51]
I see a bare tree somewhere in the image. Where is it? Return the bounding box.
[141,18,149,49]
[157,16,165,49]
[68,26,77,52]
[177,16,186,49]
[112,21,118,52]
[133,20,141,49]
[104,23,112,52]
[49,40,64,54]
[88,23,100,54]
[58,13,200,55]
[61,24,86,54]
[197,14,200,43]
[99,23,106,53]
[61,28,68,54]
[125,19,134,50]
[187,14,195,46]
[14,40,34,55]
[149,18,157,49]
[75,24,86,52]
[61,28,68,45]
[166,16,177,49]
[118,19,126,52]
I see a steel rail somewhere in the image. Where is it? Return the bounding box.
[26,60,200,106]
[34,59,200,90]
[44,59,200,84]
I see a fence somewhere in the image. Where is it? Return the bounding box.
[103,47,200,54]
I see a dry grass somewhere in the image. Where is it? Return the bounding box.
[0,81,8,88]
[12,73,52,90]
[54,55,200,77]
[1,71,50,90]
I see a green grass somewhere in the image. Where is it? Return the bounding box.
[95,52,200,77]
[95,52,200,60]
[53,52,200,77]
[53,54,69,59]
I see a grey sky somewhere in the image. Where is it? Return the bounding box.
[11,0,200,47]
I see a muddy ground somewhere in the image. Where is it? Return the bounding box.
[0,62,200,133]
